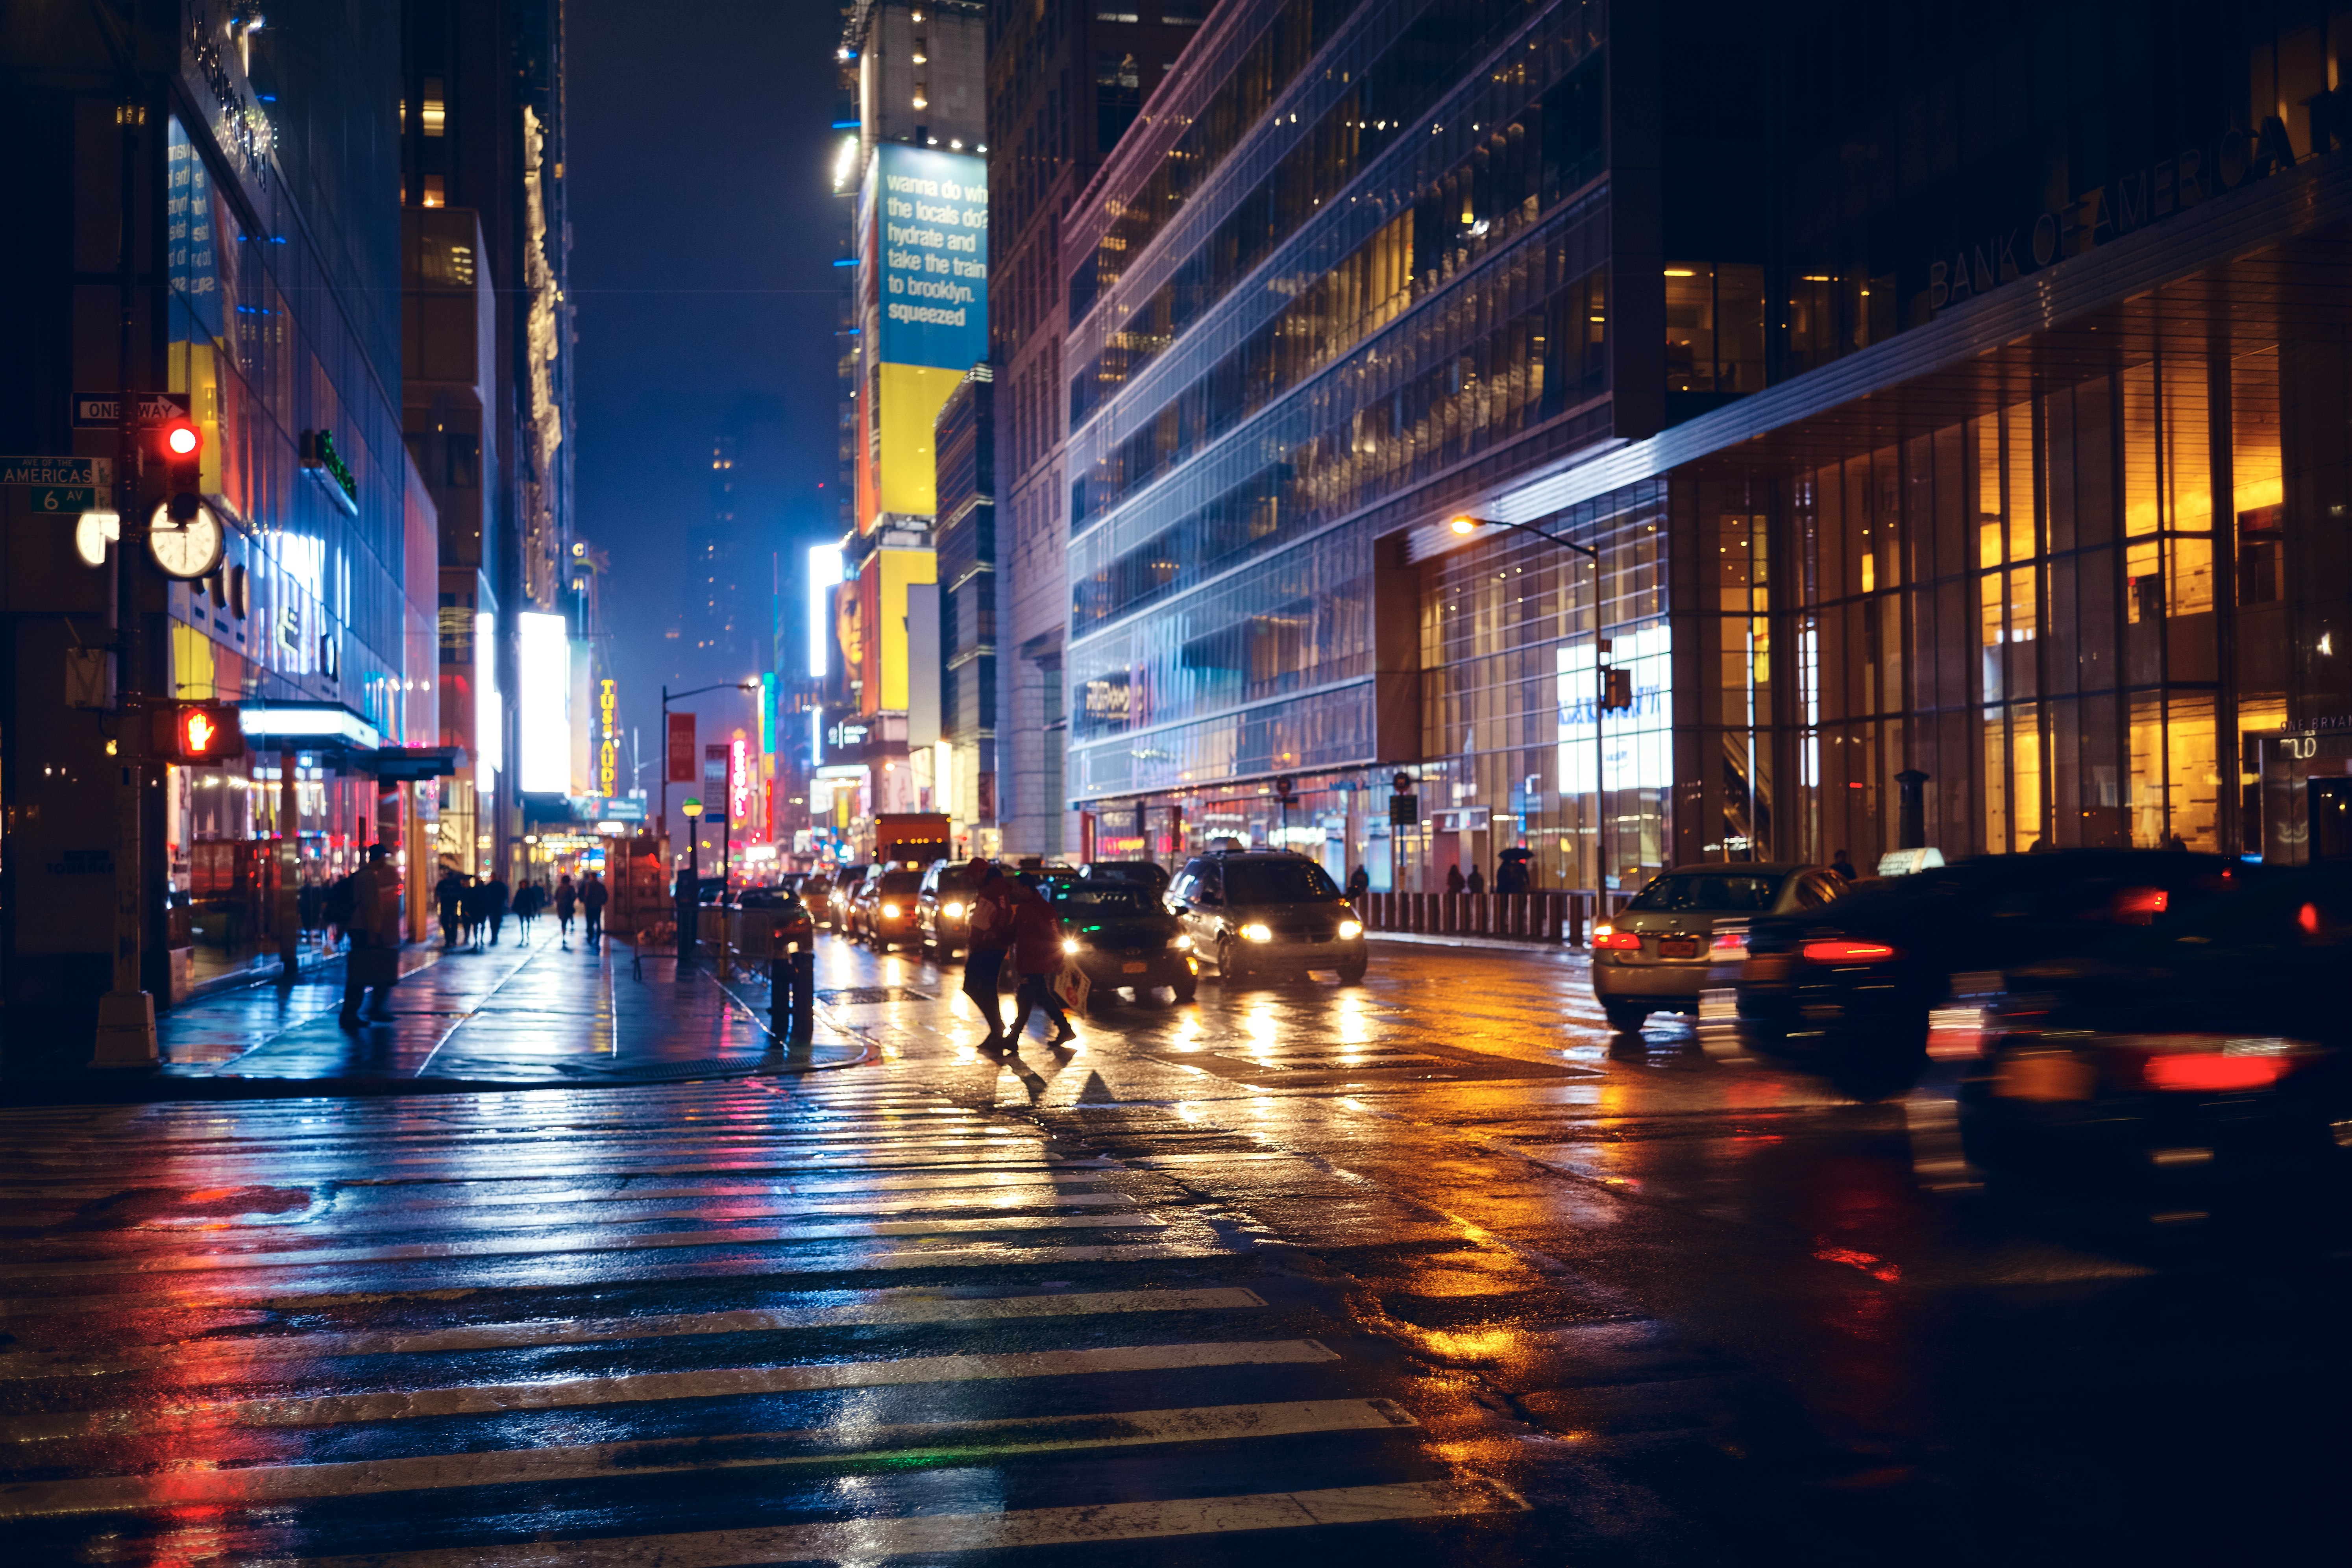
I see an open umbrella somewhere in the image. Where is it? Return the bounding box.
[1497,846,1534,860]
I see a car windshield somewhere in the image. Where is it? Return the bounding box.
[878,871,922,894]
[1628,872,1786,912]
[932,868,974,893]
[1222,861,1342,902]
[1051,884,1159,914]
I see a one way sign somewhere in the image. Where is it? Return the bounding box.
[70,391,190,428]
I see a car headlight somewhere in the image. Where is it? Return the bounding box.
[1062,936,1082,954]
[1337,919,1363,940]
[1242,923,1274,943]
[943,901,964,917]
[1172,933,1193,950]
[881,902,901,917]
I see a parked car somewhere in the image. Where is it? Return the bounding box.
[862,867,925,951]
[1958,867,2352,1204]
[1591,863,1849,1034]
[1080,860,1170,901]
[917,859,980,959]
[1169,849,1366,984]
[1738,849,2258,1097]
[1048,877,1196,1004]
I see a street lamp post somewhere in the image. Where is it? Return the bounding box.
[1447,514,1609,895]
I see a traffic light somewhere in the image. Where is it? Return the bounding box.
[157,417,203,522]
[1600,667,1634,713]
[152,701,246,764]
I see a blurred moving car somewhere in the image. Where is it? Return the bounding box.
[1738,849,2255,1096]
[1048,878,1196,1004]
[1079,860,1171,901]
[1591,863,1848,1034]
[1959,867,2352,1202]
[917,859,980,959]
[1169,849,1366,984]
[801,873,836,928]
[824,865,869,931]
[860,867,924,951]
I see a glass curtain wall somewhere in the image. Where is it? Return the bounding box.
[1694,338,2284,869]
[1418,481,1670,895]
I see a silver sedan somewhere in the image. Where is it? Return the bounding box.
[1590,863,1851,1034]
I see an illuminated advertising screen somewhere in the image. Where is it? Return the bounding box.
[518,611,569,793]
[856,144,987,531]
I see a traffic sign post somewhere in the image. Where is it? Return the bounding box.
[70,391,188,428]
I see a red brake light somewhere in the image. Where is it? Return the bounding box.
[2111,886,2169,923]
[1592,926,1642,950]
[1711,931,1749,956]
[1801,940,1897,963]
[2138,1054,2291,1093]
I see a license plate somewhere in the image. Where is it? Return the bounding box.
[1993,1053,2097,1101]
[1122,961,1148,974]
[1658,939,1699,959]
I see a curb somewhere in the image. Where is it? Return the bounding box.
[1367,930,1589,954]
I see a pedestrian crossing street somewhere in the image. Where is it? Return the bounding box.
[0,1073,1530,1563]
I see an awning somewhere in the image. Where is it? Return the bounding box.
[371,746,461,780]
[237,701,381,753]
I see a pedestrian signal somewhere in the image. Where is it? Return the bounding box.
[1600,667,1634,713]
[153,701,246,763]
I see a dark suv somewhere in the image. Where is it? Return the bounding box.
[1169,850,1367,984]
[916,859,979,960]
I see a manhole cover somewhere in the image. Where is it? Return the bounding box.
[818,986,936,1006]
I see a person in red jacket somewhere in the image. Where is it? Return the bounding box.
[1004,877,1075,1048]
[962,858,1017,1045]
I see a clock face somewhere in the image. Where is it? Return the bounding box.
[148,501,225,581]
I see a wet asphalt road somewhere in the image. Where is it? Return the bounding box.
[2,932,2346,1564]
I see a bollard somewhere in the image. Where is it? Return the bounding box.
[769,939,816,1043]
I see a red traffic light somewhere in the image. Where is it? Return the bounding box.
[152,701,246,764]
[160,418,202,460]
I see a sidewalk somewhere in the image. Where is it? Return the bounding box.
[3,936,863,1104]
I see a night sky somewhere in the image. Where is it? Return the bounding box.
[568,0,847,816]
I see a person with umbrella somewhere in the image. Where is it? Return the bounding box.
[1495,846,1533,895]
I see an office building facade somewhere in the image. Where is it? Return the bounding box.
[1061,0,2352,887]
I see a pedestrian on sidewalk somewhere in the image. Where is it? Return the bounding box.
[554,873,577,946]
[323,871,356,955]
[513,880,542,945]
[463,876,491,951]
[485,873,511,945]
[1446,864,1467,895]
[1346,864,1369,902]
[961,857,1015,1045]
[581,870,608,948]
[338,843,403,1030]
[435,867,464,949]
[1466,864,1486,896]
[1004,877,1075,1048]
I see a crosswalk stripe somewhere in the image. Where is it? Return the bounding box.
[0,1397,1409,1517]
[1,1339,1340,1442]
[0,1240,1237,1317]
[0,1287,1268,1378]
[272,1475,1524,1566]
[9,1188,1145,1259]
[0,1208,1168,1281]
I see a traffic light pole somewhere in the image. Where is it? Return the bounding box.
[92,75,158,1069]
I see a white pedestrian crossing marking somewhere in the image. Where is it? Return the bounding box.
[0,1398,1413,1517]
[0,1340,1340,1442]
[275,1477,1526,1566]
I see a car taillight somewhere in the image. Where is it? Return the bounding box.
[1592,925,1641,951]
[2110,1035,2315,1093]
[1801,940,1898,963]
[2110,886,2169,923]
[1711,930,1749,958]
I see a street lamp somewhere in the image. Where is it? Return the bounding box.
[1448,514,1608,892]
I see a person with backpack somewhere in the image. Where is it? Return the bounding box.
[1004,877,1076,1048]
[961,857,1015,1045]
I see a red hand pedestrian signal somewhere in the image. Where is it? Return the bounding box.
[153,701,246,763]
